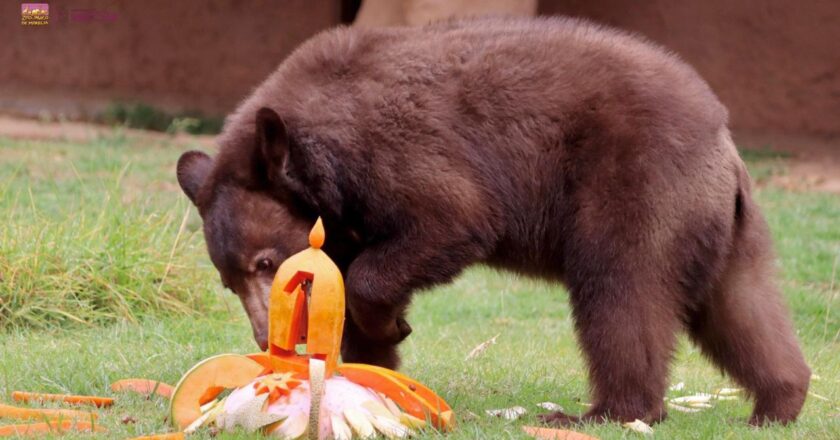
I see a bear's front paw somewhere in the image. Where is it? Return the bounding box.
[350,314,409,344]
[538,411,581,427]
[347,299,411,344]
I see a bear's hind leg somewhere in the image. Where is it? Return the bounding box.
[687,200,809,425]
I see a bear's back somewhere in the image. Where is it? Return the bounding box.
[226,17,726,149]
[217,17,730,214]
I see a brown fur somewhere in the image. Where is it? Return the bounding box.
[176,17,810,426]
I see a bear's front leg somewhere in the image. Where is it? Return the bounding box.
[341,226,490,368]
[341,309,410,369]
[540,258,681,426]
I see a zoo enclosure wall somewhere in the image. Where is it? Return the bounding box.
[2,0,838,139]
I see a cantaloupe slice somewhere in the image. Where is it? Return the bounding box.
[246,352,309,378]
[246,352,272,369]
[111,379,173,399]
[308,358,326,439]
[197,386,226,405]
[128,433,185,440]
[522,426,599,440]
[169,354,265,430]
[337,363,453,430]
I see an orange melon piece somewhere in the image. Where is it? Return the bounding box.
[246,352,272,369]
[128,433,185,440]
[11,391,113,408]
[169,354,265,429]
[0,403,97,422]
[0,420,105,436]
[522,426,599,440]
[246,352,310,378]
[111,379,174,399]
[337,363,454,430]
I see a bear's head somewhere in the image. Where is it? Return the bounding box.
[176,107,349,350]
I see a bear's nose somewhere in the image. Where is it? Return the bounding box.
[254,330,268,351]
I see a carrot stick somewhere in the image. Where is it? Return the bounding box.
[128,433,185,440]
[11,391,114,408]
[0,403,97,421]
[0,420,106,436]
[111,378,174,399]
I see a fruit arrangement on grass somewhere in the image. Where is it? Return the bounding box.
[0,219,452,439]
[168,219,453,438]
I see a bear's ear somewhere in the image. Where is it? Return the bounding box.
[176,150,213,205]
[255,107,343,217]
[256,107,291,184]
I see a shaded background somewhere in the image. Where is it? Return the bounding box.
[2,0,839,138]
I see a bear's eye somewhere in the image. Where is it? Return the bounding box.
[256,258,273,272]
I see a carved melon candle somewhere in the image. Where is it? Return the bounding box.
[170,219,453,439]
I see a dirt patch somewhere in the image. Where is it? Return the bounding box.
[0,115,214,149]
[734,130,840,194]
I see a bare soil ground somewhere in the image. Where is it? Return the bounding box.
[0,115,837,194]
[735,130,840,194]
[0,115,214,148]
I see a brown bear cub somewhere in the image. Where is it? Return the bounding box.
[176,17,810,426]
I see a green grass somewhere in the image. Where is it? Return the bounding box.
[98,102,223,135]
[0,132,838,439]
[0,134,218,329]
